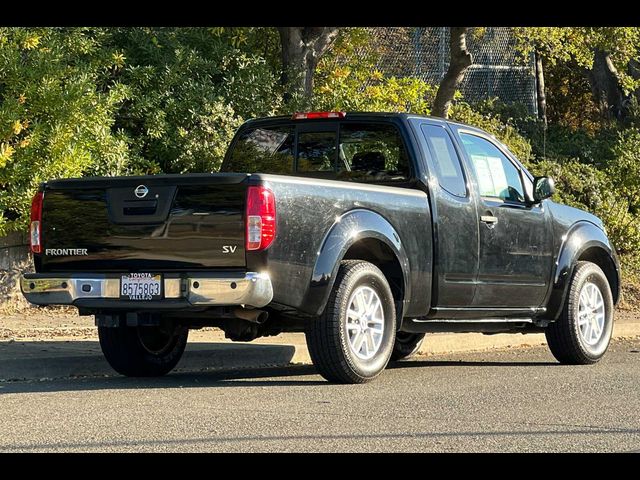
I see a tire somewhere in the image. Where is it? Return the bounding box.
[545,261,614,365]
[306,260,396,384]
[391,332,426,361]
[98,323,189,377]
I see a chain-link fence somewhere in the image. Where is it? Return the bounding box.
[360,27,538,115]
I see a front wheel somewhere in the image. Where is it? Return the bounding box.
[545,261,614,365]
[98,323,189,377]
[306,260,397,384]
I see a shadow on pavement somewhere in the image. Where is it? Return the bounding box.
[0,339,303,386]
[0,363,325,395]
[0,339,558,395]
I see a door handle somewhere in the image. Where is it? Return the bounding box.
[480,215,498,225]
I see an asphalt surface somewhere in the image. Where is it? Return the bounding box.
[0,337,639,452]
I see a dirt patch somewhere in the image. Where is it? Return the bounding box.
[620,282,640,312]
[0,258,32,314]
[0,311,93,341]
[0,312,227,342]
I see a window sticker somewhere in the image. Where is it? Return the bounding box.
[430,136,457,177]
[471,155,508,198]
[471,155,494,197]
[486,156,508,197]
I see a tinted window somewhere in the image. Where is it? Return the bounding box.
[297,131,337,172]
[337,123,410,183]
[421,124,466,197]
[222,122,411,184]
[459,133,525,203]
[221,126,294,174]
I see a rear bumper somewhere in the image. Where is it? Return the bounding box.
[20,272,273,309]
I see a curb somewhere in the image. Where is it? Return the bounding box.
[418,318,640,356]
[276,320,640,365]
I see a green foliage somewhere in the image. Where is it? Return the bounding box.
[607,128,640,211]
[530,159,611,211]
[314,72,436,114]
[471,97,617,166]
[108,28,282,174]
[503,113,640,258]
[0,27,131,235]
[313,29,436,114]
[530,153,640,257]
[0,27,285,234]
[513,27,640,93]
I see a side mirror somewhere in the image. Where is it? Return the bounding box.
[533,176,555,203]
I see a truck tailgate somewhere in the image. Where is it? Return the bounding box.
[40,173,248,272]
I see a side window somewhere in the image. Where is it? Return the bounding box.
[297,131,337,173]
[337,123,410,183]
[421,124,467,197]
[459,133,525,203]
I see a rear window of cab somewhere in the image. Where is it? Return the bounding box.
[221,122,412,184]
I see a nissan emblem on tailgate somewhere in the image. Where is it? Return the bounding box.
[134,185,149,198]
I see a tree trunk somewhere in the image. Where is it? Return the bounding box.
[628,58,640,106]
[586,49,627,121]
[432,27,473,119]
[535,52,547,127]
[278,27,340,104]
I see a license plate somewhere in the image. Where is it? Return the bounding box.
[120,273,162,300]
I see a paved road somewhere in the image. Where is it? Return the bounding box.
[0,337,639,452]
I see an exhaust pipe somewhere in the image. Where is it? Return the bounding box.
[233,308,269,324]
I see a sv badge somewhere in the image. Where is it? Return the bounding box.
[222,246,237,254]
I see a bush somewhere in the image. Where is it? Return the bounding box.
[529,158,611,210]
[531,158,640,256]
[109,28,283,174]
[0,27,131,236]
[0,27,287,235]
[469,97,619,167]
[607,128,640,213]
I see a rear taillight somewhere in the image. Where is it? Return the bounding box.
[246,185,276,251]
[30,191,43,254]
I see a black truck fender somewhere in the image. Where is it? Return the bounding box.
[545,220,620,320]
[301,209,412,327]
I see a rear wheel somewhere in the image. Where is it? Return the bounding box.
[98,323,188,377]
[545,261,614,365]
[306,260,396,384]
[391,332,426,361]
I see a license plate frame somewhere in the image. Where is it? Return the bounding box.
[120,273,163,301]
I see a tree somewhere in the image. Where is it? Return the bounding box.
[534,52,547,126]
[587,49,628,121]
[432,27,473,119]
[278,27,340,103]
[513,27,640,123]
[106,27,283,174]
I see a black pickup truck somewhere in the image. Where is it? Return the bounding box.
[21,112,620,384]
